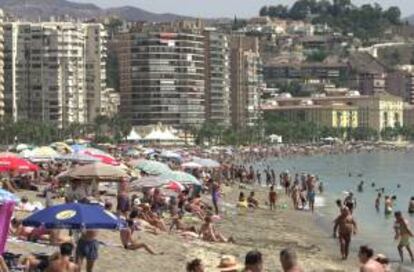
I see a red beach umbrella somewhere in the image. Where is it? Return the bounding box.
[0,156,39,172]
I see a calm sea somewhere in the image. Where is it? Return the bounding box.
[262,151,414,263]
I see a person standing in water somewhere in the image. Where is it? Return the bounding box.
[394,211,414,263]
[375,193,382,213]
[408,197,414,214]
[333,207,357,260]
[384,196,393,216]
[306,175,316,213]
[344,192,356,214]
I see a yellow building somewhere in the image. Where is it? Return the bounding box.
[330,105,359,128]
[262,92,403,132]
[262,103,358,129]
[353,93,403,131]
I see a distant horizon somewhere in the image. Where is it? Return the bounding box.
[72,0,414,18]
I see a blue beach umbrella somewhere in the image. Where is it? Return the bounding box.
[0,188,19,204]
[22,203,124,229]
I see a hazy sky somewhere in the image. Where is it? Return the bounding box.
[72,0,414,18]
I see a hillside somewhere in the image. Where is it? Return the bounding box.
[0,0,190,22]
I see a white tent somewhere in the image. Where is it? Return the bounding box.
[269,134,283,144]
[126,129,142,141]
[144,129,165,141]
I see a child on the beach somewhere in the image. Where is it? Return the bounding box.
[269,186,277,210]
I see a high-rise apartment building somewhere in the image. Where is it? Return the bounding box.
[84,23,108,122]
[118,21,206,128]
[0,9,4,120]
[204,28,231,126]
[230,35,263,129]
[4,22,108,128]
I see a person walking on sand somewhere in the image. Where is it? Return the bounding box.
[269,186,277,211]
[211,181,220,215]
[76,230,99,272]
[333,207,357,260]
[394,211,414,263]
[279,248,303,272]
[358,245,384,272]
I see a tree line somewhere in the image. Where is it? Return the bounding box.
[0,114,131,146]
[259,0,402,41]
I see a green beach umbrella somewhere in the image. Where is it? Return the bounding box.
[160,170,201,185]
[135,160,170,175]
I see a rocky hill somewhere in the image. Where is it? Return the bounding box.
[0,0,190,22]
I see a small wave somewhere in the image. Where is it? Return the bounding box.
[315,196,326,207]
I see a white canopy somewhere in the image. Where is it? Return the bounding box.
[126,129,142,141]
[144,128,179,141]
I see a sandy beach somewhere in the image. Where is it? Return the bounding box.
[6,184,355,272]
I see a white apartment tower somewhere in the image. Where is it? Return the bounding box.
[4,22,108,128]
[84,23,108,122]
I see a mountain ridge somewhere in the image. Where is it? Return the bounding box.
[0,0,191,22]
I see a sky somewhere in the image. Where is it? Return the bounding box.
[73,0,414,18]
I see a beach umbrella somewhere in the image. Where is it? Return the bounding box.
[0,188,19,204]
[0,152,19,158]
[71,144,87,153]
[26,146,59,162]
[80,148,112,157]
[22,202,124,229]
[160,171,201,185]
[181,161,202,169]
[130,176,169,191]
[0,156,39,173]
[160,150,181,159]
[135,160,170,175]
[192,157,221,168]
[82,151,119,166]
[58,162,129,182]
[50,142,73,153]
[15,144,30,152]
[55,153,99,163]
[162,181,185,192]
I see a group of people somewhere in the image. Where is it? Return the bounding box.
[186,247,303,272]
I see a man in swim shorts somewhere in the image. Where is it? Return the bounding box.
[394,211,414,263]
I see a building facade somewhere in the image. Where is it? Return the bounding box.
[4,22,108,128]
[230,35,263,129]
[204,28,231,126]
[84,23,108,123]
[118,21,206,128]
[262,92,403,132]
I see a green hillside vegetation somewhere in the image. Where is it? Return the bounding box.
[259,0,402,41]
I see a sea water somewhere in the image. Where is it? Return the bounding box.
[263,151,414,264]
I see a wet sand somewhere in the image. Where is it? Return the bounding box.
[7,185,355,271]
